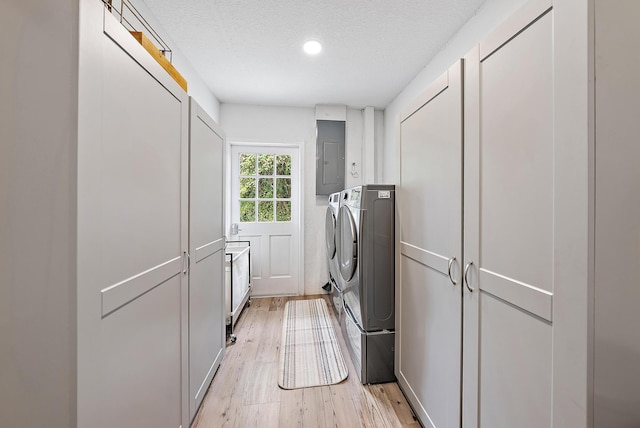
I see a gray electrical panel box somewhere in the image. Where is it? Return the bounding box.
[316,120,345,195]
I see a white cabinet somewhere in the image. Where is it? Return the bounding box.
[77,4,188,427]
[463,2,554,427]
[188,99,226,422]
[398,0,640,427]
[78,6,228,427]
[397,62,463,428]
[1,1,227,427]
[398,3,559,427]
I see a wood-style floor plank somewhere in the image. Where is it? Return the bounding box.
[242,361,281,405]
[279,388,304,427]
[232,402,280,428]
[193,295,418,428]
[256,310,282,363]
[380,383,422,427]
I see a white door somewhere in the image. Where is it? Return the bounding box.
[230,144,301,296]
[463,3,554,428]
[398,61,463,428]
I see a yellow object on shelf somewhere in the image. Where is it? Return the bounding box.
[130,31,188,92]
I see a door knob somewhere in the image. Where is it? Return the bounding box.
[231,223,242,235]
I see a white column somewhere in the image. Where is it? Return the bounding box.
[363,106,375,184]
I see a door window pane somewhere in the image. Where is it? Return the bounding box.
[240,154,256,176]
[237,151,293,224]
[258,154,274,175]
[276,201,291,222]
[258,178,274,198]
[276,155,291,176]
[276,178,291,199]
[240,178,256,198]
[258,201,274,222]
[240,201,256,222]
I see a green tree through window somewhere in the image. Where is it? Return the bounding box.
[239,153,292,222]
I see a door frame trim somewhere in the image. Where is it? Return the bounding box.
[226,140,305,297]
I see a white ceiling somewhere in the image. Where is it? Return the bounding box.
[142,0,487,109]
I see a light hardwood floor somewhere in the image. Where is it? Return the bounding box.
[192,295,420,428]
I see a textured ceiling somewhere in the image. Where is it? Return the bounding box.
[142,0,486,109]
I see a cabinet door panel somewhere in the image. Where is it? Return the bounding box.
[188,100,226,421]
[479,294,552,427]
[398,61,463,428]
[399,71,460,261]
[479,10,553,297]
[77,4,188,427]
[101,31,183,293]
[101,276,182,427]
[190,104,224,243]
[399,256,462,427]
[189,248,224,416]
[464,3,554,427]
[100,26,185,428]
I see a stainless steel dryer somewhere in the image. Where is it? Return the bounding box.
[336,185,395,384]
[325,191,343,318]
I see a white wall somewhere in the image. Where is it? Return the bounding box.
[346,108,364,188]
[220,104,327,295]
[130,0,221,120]
[345,108,386,187]
[374,110,385,182]
[220,104,382,295]
[382,0,528,184]
[0,1,78,426]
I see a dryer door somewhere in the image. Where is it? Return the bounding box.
[337,205,358,281]
[325,207,336,259]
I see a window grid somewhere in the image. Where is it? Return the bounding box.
[239,153,292,223]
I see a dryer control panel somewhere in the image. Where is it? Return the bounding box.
[343,187,362,209]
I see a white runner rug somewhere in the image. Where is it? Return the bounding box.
[278,299,348,389]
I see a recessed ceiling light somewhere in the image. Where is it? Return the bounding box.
[303,40,322,55]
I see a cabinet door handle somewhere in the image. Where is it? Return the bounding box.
[183,251,191,275]
[447,256,458,286]
[464,261,474,292]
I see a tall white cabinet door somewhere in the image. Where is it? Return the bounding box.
[463,2,554,427]
[77,3,188,428]
[398,61,463,428]
[188,99,226,421]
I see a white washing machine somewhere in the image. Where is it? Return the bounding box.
[325,191,344,318]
